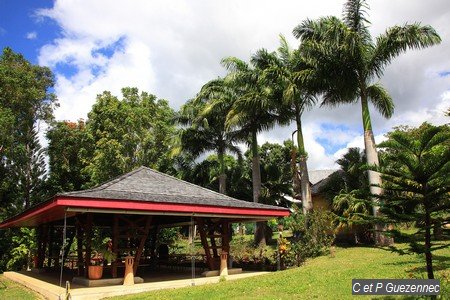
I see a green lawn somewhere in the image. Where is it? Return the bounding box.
[1,244,448,300]
[108,244,449,300]
[0,275,40,300]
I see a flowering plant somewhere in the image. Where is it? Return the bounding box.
[90,251,104,266]
[90,240,116,266]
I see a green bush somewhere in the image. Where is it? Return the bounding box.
[229,235,276,267]
[283,207,335,267]
[6,228,36,271]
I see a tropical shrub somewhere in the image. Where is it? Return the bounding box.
[284,206,335,266]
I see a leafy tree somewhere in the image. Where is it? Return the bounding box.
[0,47,57,271]
[11,129,47,210]
[0,47,57,212]
[258,141,293,208]
[46,120,90,194]
[83,88,176,185]
[177,79,242,194]
[377,123,449,279]
[294,0,441,244]
[253,36,317,214]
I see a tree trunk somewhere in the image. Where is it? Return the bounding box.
[433,220,443,240]
[218,148,227,194]
[295,114,313,214]
[361,95,392,246]
[251,130,265,246]
[290,145,301,199]
[251,130,261,204]
[254,222,266,247]
[424,204,434,279]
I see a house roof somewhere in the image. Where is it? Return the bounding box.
[309,169,336,185]
[61,166,285,211]
[309,169,338,195]
[0,166,289,228]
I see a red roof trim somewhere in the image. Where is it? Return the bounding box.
[0,199,58,228]
[57,197,290,217]
[0,196,289,228]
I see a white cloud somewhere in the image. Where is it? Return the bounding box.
[33,0,450,169]
[26,31,37,40]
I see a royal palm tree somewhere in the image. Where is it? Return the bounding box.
[293,0,441,244]
[177,78,242,194]
[252,35,317,214]
[220,56,285,245]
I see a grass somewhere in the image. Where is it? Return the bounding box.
[108,244,449,300]
[1,244,448,300]
[0,275,40,300]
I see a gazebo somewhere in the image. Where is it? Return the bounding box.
[0,166,289,284]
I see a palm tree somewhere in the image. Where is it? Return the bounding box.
[177,78,242,194]
[252,35,317,214]
[220,56,285,245]
[293,0,441,244]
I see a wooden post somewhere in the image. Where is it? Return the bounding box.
[84,213,93,278]
[36,225,43,268]
[123,256,135,285]
[47,225,54,268]
[65,228,75,269]
[133,216,152,275]
[221,221,230,253]
[112,215,119,278]
[220,251,228,276]
[76,215,84,276]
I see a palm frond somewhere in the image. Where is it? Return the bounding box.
[343,0,371,40]
[221,57,249,73]
[366,83,394,118]
[370,23,441,78]
[278,34,291,64]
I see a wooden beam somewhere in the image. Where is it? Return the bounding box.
[197,218,215,270]
[133,216,152,275]
[209,229,219,258]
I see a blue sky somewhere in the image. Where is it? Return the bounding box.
[1,0,449,169]
[0,1,57,64]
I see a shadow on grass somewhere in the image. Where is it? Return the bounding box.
[383,254,449,272]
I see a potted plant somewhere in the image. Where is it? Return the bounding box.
[88,239,117,280]
[88,251,104,280]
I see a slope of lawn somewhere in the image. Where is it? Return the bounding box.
[0,275,41,300]
[109,244,449,300]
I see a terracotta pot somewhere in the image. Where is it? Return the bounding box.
[88,265,103,280]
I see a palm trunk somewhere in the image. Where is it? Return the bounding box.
[361,95,392,246]
[295,114,313,214]
[251,130,261,204]
[218,148,226,194]
[251,129,265,246]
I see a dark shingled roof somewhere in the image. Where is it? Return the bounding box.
[310,169,339,195]
[61,166,287,211]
